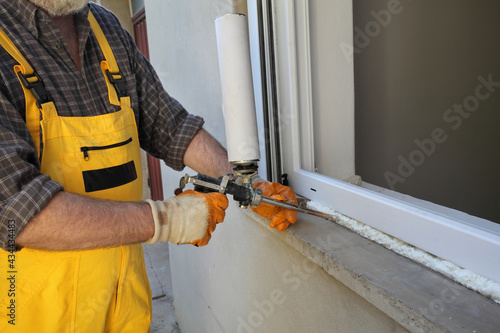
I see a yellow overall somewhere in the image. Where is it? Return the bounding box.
[0,12,152,332]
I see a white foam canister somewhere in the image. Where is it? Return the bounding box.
[215,13,260,165]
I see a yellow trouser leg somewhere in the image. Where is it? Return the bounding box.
[0,244,151,332]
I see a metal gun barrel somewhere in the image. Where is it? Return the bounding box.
[180,173,335,221]
[259,196,334,221]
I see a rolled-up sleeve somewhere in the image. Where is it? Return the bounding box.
[0,101,63,250]
[132,45,204,171]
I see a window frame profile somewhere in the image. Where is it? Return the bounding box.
[247,0,500,284]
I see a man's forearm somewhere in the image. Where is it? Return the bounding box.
[15,191,155,251]
[183,128,234,177]
[16,128,229,251]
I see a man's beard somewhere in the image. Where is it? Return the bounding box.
[27,0,89,16]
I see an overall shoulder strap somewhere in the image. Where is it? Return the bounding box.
[0,28,34,73]
[0,27,52,157]
[88,11,128,105]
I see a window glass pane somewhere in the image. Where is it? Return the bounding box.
[353,0,500,223]
[131,0,145,16]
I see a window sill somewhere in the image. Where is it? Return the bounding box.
[243,208,500,333]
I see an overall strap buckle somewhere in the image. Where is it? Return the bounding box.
[17,71,52,109]
[105,69,128,98]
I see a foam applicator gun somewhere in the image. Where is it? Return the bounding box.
[177,173,334,220]
[208,15,334,221]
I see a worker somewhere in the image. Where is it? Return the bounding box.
[0,0,297,331]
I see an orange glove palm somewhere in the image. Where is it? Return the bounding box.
[177,190,229,246]
[251,182,298,231]
[146,190,228,247]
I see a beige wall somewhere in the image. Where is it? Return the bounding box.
[144,0,408,332]
[100,0,134,35]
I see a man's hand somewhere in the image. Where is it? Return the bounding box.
[146,190,229,246]
[251,181,298,231]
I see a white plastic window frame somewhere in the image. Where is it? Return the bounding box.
[247,0,500,284]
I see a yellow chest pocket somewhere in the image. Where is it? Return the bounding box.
[40,99,143,202]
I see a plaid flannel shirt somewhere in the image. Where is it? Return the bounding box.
[0,0,204,250]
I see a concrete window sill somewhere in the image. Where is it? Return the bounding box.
[243,209,500,333]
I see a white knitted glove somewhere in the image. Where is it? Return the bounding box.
[145,190,228,246]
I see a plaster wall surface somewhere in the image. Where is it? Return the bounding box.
[144,0,235,142]
[146,0,409,332]
[169,204,409,333]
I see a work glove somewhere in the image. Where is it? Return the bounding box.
[250,177,298,231]
[145,190,228,246]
